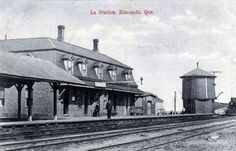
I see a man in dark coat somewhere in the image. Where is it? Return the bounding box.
[106,100,112,119]
[93,101,100,117]
[95,101,100,117]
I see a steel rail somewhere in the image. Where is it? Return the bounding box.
[88,120,236,151]
[135,123,236,151]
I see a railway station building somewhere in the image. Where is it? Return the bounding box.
[0,25,143,120]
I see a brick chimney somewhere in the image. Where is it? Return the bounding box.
[57,25,65,42]
[93,39,99,52]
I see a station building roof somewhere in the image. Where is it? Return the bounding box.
[180,67,216,78]
[0,37,141,94]
[135,91,164,102]
[0,37,132,69]
[142,92,157,98]
[0,52,85,86]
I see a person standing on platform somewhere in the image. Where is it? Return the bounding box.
[95,101,100,117]
[106,100,112,119]
[93,101,100,117]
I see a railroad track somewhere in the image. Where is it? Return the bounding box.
[0,117,234,151]
[88,119,236,151]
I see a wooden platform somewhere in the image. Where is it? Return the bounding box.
[0,113,216,126]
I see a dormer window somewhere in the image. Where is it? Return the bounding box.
[108,65,117,81]
[110,70,116,81]
[62,54,74,74]
[77,58,88,76]
[94,62,104,79]
[124,69,132,81]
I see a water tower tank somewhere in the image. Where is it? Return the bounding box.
[180,63,216,113]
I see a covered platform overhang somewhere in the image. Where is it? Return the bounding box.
[61,77,143,94]
[0,52,86,121]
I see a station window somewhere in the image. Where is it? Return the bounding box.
[96,67,103,79]
[77,58,88,77]
[71,96,76,102]
[109,70,116,81]
[62,54,74,74]
[94,62,104,79]
[108,65,117,81]
[124,69,132,81]
[78,63,87,76]
[95,66,103,79]
[0,88,5,107]
[125,73,132,81]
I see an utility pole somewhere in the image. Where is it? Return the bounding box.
[174,91,176,114]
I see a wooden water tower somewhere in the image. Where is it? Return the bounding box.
[180,63,216,113]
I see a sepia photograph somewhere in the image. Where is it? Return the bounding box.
[0,0,236,150]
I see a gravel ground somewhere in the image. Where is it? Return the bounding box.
[158,126,236,151]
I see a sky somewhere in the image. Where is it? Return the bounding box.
[0,0,236,111]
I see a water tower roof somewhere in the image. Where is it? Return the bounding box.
[180,68,216,78]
